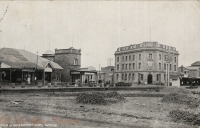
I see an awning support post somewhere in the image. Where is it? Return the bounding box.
[43,70,45,85]
[22,70,23,83]
[10,69,11,84]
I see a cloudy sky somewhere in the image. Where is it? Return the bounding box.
[0,0,200,69]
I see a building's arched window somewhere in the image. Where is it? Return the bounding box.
[74,59,78,65]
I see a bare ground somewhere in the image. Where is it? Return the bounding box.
[0,91,199,128]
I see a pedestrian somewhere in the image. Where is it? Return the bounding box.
[27,76,30,85]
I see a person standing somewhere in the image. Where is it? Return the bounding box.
[27,76,30,85]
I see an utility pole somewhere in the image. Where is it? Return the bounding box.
[166,51,171,86]
[98,64,100,83]
[36,51,38,84]
[72,29,74,47]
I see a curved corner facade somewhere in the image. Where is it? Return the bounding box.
[54,48,81,82]
[114,42,179,84]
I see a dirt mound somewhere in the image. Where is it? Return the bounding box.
[161,87,200,108]
[76,91,125,105]
[169,109,200,126]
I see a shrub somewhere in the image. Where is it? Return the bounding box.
[76,91,125,105]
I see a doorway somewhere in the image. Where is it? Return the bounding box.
[148,74,153,84]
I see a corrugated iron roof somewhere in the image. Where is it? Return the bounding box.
[186,66,200,70]
[0,48,62,70]
[191,61,200,66]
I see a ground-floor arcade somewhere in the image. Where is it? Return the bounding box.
[114,71,178,85]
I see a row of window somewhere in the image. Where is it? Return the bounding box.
[116,73,136,81]
[116,54,177,63]
[116,63,177,71]
[117,43,176,52]
[116,73,168,81]
[117,55,138,62]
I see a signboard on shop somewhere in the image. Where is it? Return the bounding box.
[44,68,52,72]
[22,66,36,72]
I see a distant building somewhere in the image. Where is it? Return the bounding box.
[42,47,81,82]
[98,66,114,83]
[178,62,200,86]
[114,42,179,85]
[71,66,97,84]
[178,65,190,77]
[178,64,200,78]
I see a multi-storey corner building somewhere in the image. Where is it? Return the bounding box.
[114,42,179,84]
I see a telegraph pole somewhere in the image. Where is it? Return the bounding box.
[98,64,100,83]
[36,51,38,84]
[166,51,171,86]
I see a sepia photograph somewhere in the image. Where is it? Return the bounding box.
[0,0,200,127]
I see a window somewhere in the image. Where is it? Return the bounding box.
[117,64,119,70]
[132,73,135,80]
[141,74,143,80]
[164,74,166,80]
[164,63,166,70]
[159,54,161,60]
[74,59,78,65]
[126,56,128,61]
[122,64,124,70]
[139,63,141,69]
[149,54,152,59]
[170,64,172,70]
[125,74,127,80]
[122,56,124,61]
[122,74,124,80]
[125,64,128,70]
[117,57,119,62]
[129,73,131,80]
[129,55,131,61]
[157,74,159,81]
[133,63,135,70]
[174,57,176,63]
[164,55,167,61]
[116,74,119,80]
[133,55,135,61]
[174,65,176,71]
[139,54,141,60]
[159,63,161,70]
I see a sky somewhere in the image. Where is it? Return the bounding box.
[0,0,200,69]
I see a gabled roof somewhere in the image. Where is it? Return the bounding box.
[0,48,62,70]
[186,66,200,70]
[178,66,189,70]
[191,61,200,66]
